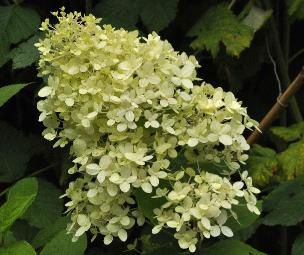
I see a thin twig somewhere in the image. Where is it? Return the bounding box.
[264,0,303,122]
[0,188,9,198]
[247,67,304,145]
[280,227,288,255]
[0,163,57,197]
[228,0,237,9]
[266,37,282,95]
[28,163,57,177]
[281,0,290,64]
[289,48,304,64]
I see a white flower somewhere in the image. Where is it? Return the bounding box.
[36,9,260,252]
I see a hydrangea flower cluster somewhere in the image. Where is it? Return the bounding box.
[152,170,260,252]
[36,8,260,253]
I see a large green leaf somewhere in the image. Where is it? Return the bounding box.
[0,178,38,232]
[288,0,304,21]
[263,176,304,226]
[10,35,39,70]
[10,220,39,244]
[0,5,40,44]
[0,37,9,68]
[139,0,179,32]
[203,239,266,255]
[246,144,279,187]
[188,3,253,57]
[2,231,17,246]
[93,0,140,30]
[134,188,166,225]
[40,230,87,255]
[270,122,304,142]
[226,201,262,232]
[219,35,267,92]
[0,121,36,182]
[21,179,63,229]
[0,83,28,108]
[139,225,179,255]
[278,140,304,180]
[32,217,69,248]
[93,0,179,32]
[0,241,36,255]
[292,233,304,255]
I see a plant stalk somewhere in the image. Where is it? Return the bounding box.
[265,0,303,122]
[289,48,304,64]
[281,0,290,64]
[85,0,93,15]
[247,67,304,145]
[280,227,288,255]
[0,163,57,197]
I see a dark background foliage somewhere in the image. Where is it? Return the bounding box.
[0,0,304,254]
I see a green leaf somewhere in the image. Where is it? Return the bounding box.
[246,144,279,187]
[32,217,69,248]
[263,176,304,226]
[0,5,37,68]
[292,233,304,255]
[0,5,40,44]
[93,0,140,30]
[10,35,39,70]
[2,231,17,246]
[0,241,36,255]
[40,230,87,255]
[0,83,28,108]
[270,122,304,142]
[0,37,9,68]
[277,140,304,180]
[188,4,254,57]
[203,239,266,255]
[21,179,63,229]
[10,220,39,244]
[134,188,166,224]
[140,225,179,255]
[219,35,266,92]
[235,219,262,241]
[288,0,304,21]
[227,201,262,232]
[0,121,36,182]
[139,0,179,32]
[93,0,179,32]
[0,178,38,232]
[242,6,272,32]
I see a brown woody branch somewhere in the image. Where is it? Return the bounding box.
[247,67,304,145]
